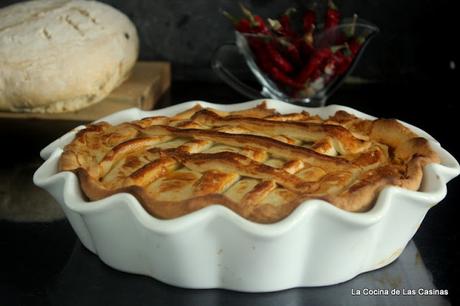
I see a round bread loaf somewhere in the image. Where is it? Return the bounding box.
[0,0,139,113]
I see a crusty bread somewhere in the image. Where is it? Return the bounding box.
[0,0,139,113]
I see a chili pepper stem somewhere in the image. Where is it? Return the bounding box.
[304,24,315,46]
[342,42,352,56]
[330,44,347,53]
[325,0,340,30]
[267,18,282,31]
[239,3,256,23]
[302,6,316,34]
[276,37,291,47]
[283,7,297,16]
[221,10,239,25]
[349,14,358,37]
[328,0,338,10]
[356,36,365,44]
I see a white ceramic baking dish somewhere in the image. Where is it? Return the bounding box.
[33,99,459,292]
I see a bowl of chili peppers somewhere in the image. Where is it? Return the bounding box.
[213,2,379,106]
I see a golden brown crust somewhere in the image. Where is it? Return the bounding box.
[59,102,440,223]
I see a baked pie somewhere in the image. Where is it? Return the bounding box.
[59,102,440,223]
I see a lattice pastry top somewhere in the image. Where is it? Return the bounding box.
[59,102,440,223]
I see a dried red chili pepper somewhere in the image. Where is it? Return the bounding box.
[325,0,340,30]
[268,65,305,89]
[268,18,296,41]
[302,6,316,34]
[335,55,352,74]
[222,11,252,33]
[348,36,365,56]
[267,17,301,65]
[266,42,294,73]
[253,15,270,34]
[320,44,354,78]
[296,24,315,60]
[247,37,264,55]
[264,33,302,65]
[296,47,333,84]
[236,19,252,33]
[325,51,349,75]
[239,4,270,34]
[223,7,269,34]
[255,50,304,89]
[256,47,276,73]
[281,39,302,64]
[280,8,298,39]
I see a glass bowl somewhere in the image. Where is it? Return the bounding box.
[212,18,379,107]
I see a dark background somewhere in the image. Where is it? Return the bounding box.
[1,0,457,83]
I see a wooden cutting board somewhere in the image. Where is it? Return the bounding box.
[0,61,170,121]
